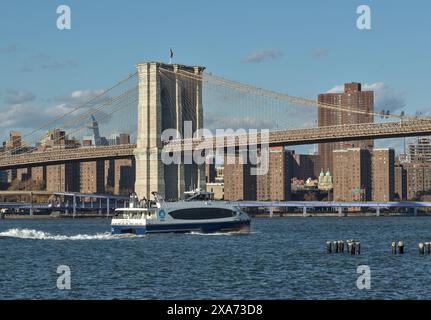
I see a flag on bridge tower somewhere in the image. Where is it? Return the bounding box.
[169,49,174,64]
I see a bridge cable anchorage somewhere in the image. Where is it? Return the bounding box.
[0,85,138,158]
[159,66,425,122]
[0,74,138,156]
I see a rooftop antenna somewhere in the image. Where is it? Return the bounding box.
[169,49,174,64]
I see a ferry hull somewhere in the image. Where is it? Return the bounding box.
[111,220,250,235]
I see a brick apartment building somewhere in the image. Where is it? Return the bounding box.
[318,82,374,173]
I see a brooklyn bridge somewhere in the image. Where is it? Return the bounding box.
[1,62,430,200]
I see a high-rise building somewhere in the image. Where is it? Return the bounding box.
[394,163,407,200]
[402,162,431,200]
[107,134,119,146]
[119,133,130,145]
[223,152,256,201]
[333,147,395,202]
[46,163,80,192]
[205,158,217,183]
[104,160,115,193]
[114,159,135,196]
[107,133,130,145]
[80,161,105,194]
[40,129,66,148]
[407,137,431,162]
[371,148,395,202]
[333,148,372,201]
[256,147,293,201]
[4,131,22,154]
[292,153,320,180]
[318,82,374,172]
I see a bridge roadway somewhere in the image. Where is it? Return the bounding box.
[1,119,431,169]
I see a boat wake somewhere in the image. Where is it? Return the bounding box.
[0,228,126,240]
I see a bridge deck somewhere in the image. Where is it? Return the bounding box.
[1,119,431,169]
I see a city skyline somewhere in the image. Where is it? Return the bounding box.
[1,1,431,154]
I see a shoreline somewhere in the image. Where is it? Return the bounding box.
[1,212,429,220]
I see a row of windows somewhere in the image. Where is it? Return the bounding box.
[169,208,236,220]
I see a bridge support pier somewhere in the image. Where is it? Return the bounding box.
[269,207,273,218]
[303,206,307,217]
[376,207,380,217]
[134,62,205,201]
[414,207,418,216]
[338,207,344,217]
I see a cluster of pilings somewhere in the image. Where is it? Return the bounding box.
[418,242,431,255]
[391,241,405,254]
[326,240,360,255]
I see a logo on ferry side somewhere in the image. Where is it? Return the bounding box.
[158,209,166,221]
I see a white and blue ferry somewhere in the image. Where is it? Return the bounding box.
[111,190,250,235]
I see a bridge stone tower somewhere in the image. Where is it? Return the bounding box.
[134,62,205,200]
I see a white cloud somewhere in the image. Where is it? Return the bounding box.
[326,84,344,93]
[0,89,112,142]
[244,49,283,63]
[3,90,36,105]
[69,89,105,101]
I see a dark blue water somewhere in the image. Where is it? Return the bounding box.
[1,217,431,299]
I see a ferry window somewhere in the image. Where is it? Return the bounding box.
[169,208,234,220]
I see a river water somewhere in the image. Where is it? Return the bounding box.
[1,216,431,299]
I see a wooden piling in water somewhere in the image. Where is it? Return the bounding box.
[398,241,404,254]
[419,242,425,255]
[326,241,332,254]
[392,242,397,254]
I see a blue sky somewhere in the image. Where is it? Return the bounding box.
[0,0,430,152]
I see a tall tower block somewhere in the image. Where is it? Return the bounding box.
[134,62,205,200]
